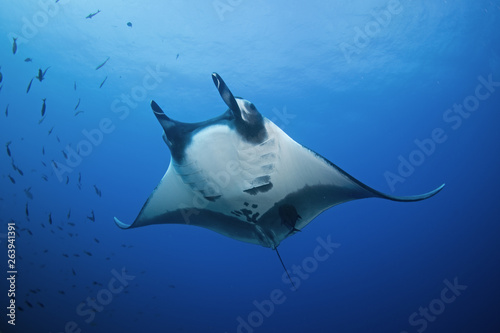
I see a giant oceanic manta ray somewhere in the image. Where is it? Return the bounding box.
[114,73,444,280]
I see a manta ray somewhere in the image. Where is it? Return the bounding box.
[115,73,444,279]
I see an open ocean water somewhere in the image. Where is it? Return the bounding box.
[1,1,499,332]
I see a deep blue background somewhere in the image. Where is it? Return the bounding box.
[1,1,499,332]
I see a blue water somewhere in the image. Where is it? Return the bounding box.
[1,1,499,332]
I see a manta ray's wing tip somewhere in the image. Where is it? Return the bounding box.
[383,183,445,202]
[114,216,132,229]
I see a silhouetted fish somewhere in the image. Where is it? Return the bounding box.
[36,67,50,82]
[12,37,17,54]
[6,141,12,156]
[65,176,69,184]
[68,222,75,226]
[37,302,45,308]
[62,254,69,258]
[48,213,52,224]
[67,209,71,219]
[24,187,33,199]
[127,22,132,27]
[5,104,8,117]
[93,185,102,197]
[26,78,33,93]
[74,81,77,90]
[74,98,80,110]
[25,202,30,220]
[42,146,45,155]
[26,301,33,308]
[12,163,23,176]
[87,210,95,222]
[84,251,92,256]
[72,268,76,275]
[25,58,33,62]
[41,98,46,116]
[26,229,32,236]
[8,175,15,184]
[99,76,107,88]
[48,127,54,135]
[58,290,65,295]
[95,56,109,70]
[62,150,68,159]
[86,9,101,19]
[94,238,100,243]
[74,110,84,116]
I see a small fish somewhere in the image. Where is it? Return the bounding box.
[48,126,54,135]
[24,187,33,200]
[25,58,33,62]
[62,253,69,258]
[26,78,33,93]
[8,175,15,184]
[94,238,100,243]
[78,172,82,184]
[168,284,176,289]
[38,116,46,124]
[57,226,63,231]
[48,213,53,224]
[72,268,76,275]
[74,81,77,90]
[62,150,68,159]
[99,76,108,88]
[74,98,80,110]
[12,37,17,54]
[95,56,109,70]
[93,185,102,197]
[74,110,84,117]
[176,53,179,60]
[73,253,79,256]
[58,290,65,295]
[41,98,46,116]
[56,136,60,143]
[41,174,48,181]
[68,222,75,226]
[5,104,8,117]
[84,251,92,256]
[67,209,71,219]
[37,302,45,308]
[127,22,132,27]
[26,301,33,308]
[41,161,47,167]
[26,229,32,236]
[17,306,24,312]
[6,141,12,156]
[65,176,69,184]
[12,163,24,176]
[36,67,50,82]
[25,202,30,219]
[87,210,95,222]
[42,146,45,155]
[52,160,58,168]
[86,9,101,19]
